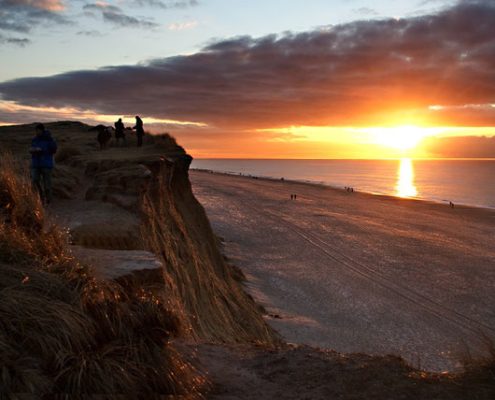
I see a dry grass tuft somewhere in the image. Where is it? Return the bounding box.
[459,338,495,395]
[149,132,179,150]
[0,153,43,231]
[55,146,83,163]
[0,153,206,397]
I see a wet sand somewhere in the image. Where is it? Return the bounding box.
[190,170,495,371]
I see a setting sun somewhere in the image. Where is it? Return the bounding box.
[370,126,430,151]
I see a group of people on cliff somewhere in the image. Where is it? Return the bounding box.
[113,116,145,148]
[95,116,145,149]
[29,116,146,205]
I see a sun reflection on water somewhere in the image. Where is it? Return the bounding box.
[396,158,417,198]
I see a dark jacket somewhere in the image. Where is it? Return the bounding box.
[133,118,144,135]
[31,130,57,169]
[115,120,125,137]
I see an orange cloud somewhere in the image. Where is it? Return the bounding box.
[7,0,65,11]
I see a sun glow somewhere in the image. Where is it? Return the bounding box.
[253,125,456,158]
[370,125,430,150]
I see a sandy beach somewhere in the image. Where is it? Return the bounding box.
[191,170,495,371]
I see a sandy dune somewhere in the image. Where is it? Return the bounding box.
[191,170,495,371]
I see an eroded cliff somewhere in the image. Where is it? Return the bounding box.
[0,121,277,345]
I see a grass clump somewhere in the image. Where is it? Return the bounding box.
[149,132,179,151]
[0,153,206,397]
[55,146,83,163]
[458,339,495,397]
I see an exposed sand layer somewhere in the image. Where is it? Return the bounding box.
[71,247,163,280]
[191,170,495,371]
[47,164,155,279]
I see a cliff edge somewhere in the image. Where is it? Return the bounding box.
[0,121,277,345]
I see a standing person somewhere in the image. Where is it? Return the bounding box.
[133,116,144,147]
[89,124,111,150]
[30,123,57,205]
[114,118,126,147]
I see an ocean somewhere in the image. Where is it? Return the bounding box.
[191,159,495,209]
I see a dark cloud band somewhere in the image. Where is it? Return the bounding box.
[0,1,494,128]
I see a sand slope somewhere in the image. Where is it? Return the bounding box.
[191,170,495,371]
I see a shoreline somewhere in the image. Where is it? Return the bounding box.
[191,167,495,213]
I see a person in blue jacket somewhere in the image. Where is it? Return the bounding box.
[30,123,57,204]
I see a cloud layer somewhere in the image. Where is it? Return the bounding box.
[0,0,68,33]
[0,1,494,128]
[2,0,65,12]
[0,0,67,45]
[130,0,198,9]
[83,2,158,29]
[0,0,199,45]
[0,35,31,46]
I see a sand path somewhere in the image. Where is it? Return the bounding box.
[191,170,495,371]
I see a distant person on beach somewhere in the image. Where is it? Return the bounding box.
[114,118,126,147]
[30,123,57,205]
[133,116,144,147]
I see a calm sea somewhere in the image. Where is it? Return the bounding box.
[191,159,495,209]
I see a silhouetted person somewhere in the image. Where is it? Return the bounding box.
[450,201,455,208]
[133,116,144,147]
[114,118,126,147]
[90,124,112,150]
[294,194,297,200]
[30,123,57,205]
[290,194,293,200]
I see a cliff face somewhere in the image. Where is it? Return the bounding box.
[141,153,277,343]
[77,140,277,343]
[0,122,277,344]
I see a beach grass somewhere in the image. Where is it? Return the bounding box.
[0,153,206,397]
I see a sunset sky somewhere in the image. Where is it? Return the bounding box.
[0,0,494,158]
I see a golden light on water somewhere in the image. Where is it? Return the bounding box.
[396,158,417,198]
